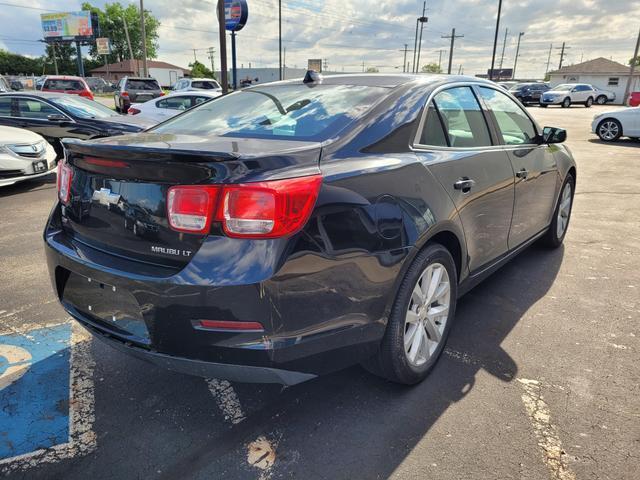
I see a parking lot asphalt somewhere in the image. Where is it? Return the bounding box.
[0,105,638,480]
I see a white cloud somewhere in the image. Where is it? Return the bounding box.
[1,0,639,79]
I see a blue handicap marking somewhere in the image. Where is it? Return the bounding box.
[0,323,72,460]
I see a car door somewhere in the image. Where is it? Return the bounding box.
[0,96,21,129]
[413,85,515,273]
[477,86,559,248]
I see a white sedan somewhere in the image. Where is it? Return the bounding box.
[592,107,640,142]
[128,91,221,123]
[0,126,57,187]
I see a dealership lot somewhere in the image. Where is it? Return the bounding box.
[0,105,638,479]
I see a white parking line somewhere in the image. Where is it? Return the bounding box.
[0,321,96,474]
[206,378,246,425]
[518,378,577,480]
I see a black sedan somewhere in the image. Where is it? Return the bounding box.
[508,82,550,105]
[44,73,576,386]
[0,92,153,158]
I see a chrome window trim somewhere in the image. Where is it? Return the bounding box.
[411,81,543,153]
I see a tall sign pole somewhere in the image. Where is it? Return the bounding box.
[139,0,148,77]
[218,0,248,91]
[489,0,503,80]
[278,0,282,80]
[217,1,228,93]
[623,28,640,105]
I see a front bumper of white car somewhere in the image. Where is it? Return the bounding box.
[540,95,563,105]
[0,142,57,187]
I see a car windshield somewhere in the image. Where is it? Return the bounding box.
[127,79,160,90]
[50,95,119,119]
[554,84,573,91]
[191,80,220,89]
[151,84,388,140]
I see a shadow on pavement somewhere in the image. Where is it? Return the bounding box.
[587,138,640,148]
[0,174,56,198]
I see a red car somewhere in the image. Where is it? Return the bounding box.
[40,76,94,100]
[629,92,640,107]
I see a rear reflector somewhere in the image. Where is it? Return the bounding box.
[83,157,130,168]
[196,320,264,332]
[166,175,322,238]
[167,185,220,234]
[57,160,73,205]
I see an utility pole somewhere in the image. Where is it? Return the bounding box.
[499,27,509,71]
[207,46,216,74]
[278,0,282,79]
[217,0,228,93]
[122,16,136,74]
[192,49,198,62]
[416,1,427,73]
[283,47,286,79]
[362,60,365,73]
[438,49,443,71]
[442,28,464,75]
[51,43,59,75]
[489,0,503,80]
[545,43,553,75]
[512,31,524,80]
[401,44,409,73]
[556,42,570,70]
[139,0,148,77]
[623,27,640,105]
[457,64,462,75]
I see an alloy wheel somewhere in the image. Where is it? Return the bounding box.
[557,182,572,239]
[598,121,619,141]
[404,263,450,367]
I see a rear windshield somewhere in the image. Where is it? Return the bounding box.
[45,79,84,90]
[50,95,119,119]
[191,80,220,89]
[152,84,388,140]
[126,79,161,90]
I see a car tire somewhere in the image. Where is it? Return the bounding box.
[114,101,120,113]
[561,97,571,108]
[585,97,593,107]
[596,95,608,105]
[541,173,575,249]
[597,118,623,142]
[364,243,457,385]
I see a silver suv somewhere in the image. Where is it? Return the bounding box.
[114,77,163,113]
[540,83,596,108]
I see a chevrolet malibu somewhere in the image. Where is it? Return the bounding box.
[44,74,576,385]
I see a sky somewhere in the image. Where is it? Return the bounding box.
[1,0,639,79]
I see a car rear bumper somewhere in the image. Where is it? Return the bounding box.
[540,97,562,105]
[0,162,56,187]
[44,204,392,384]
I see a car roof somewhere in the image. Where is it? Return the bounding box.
[125,77,159,81]
[250,73,496,89]
[44,75,84,80]
[189,78,219,81]
[0,91,66,99]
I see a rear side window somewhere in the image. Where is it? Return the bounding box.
[126,79,161,90]
[419,102,448,146]
[16,99,59,119]
[432,87,492,148]
[44,79,84,90]
[478,87,537,145]
[152,84,388,141]
[157,96,191,110]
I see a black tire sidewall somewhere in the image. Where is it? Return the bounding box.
[597,119,622,142]
[545,174,575,247]
[380,243,458,384]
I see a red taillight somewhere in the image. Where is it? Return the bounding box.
[196,320,264,332]
[128,107,141,115]
[221,176,322,238]
[166,175,322,238]
[121,91,129,97]
[167,185,220,234]
[79,90,94,100]
[57,161,73,205]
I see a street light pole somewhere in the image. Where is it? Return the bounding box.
[513,32,524,80]
[489,0,503,80]
[412,18,419,72]
[139,0,148,77]
[278,0,282,80]
[217,0,228,93]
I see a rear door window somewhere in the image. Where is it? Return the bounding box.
[0,97,13,116]
[418,102,448,147]
[156,96,191,110]
[127,79,161,90]
[478,87,537,145]
[432,86,492,148]
[16,98,59,119]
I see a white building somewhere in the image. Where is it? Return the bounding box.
[548,57,639,104]
[90,60,189,87]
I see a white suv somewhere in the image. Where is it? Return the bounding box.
[540,83,596,108]
[172,78,222,92]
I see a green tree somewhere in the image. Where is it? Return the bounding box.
[421,63,442,73]
[188,60,214,78]
[365,66,379,73]
[81,2,160,63]
[0,50,43,75]
[630,56,640,67]
[45,44,78,75]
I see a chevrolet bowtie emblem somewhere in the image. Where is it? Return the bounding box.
[92,188,121,206]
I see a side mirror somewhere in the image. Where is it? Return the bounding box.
[542,126,567,144]
[47,113,68,122]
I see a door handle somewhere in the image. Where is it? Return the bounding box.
[516,168,528,179]
[453,177,475,193]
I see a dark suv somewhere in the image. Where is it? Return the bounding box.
[114,77,163,113]
[509,83,550,105]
